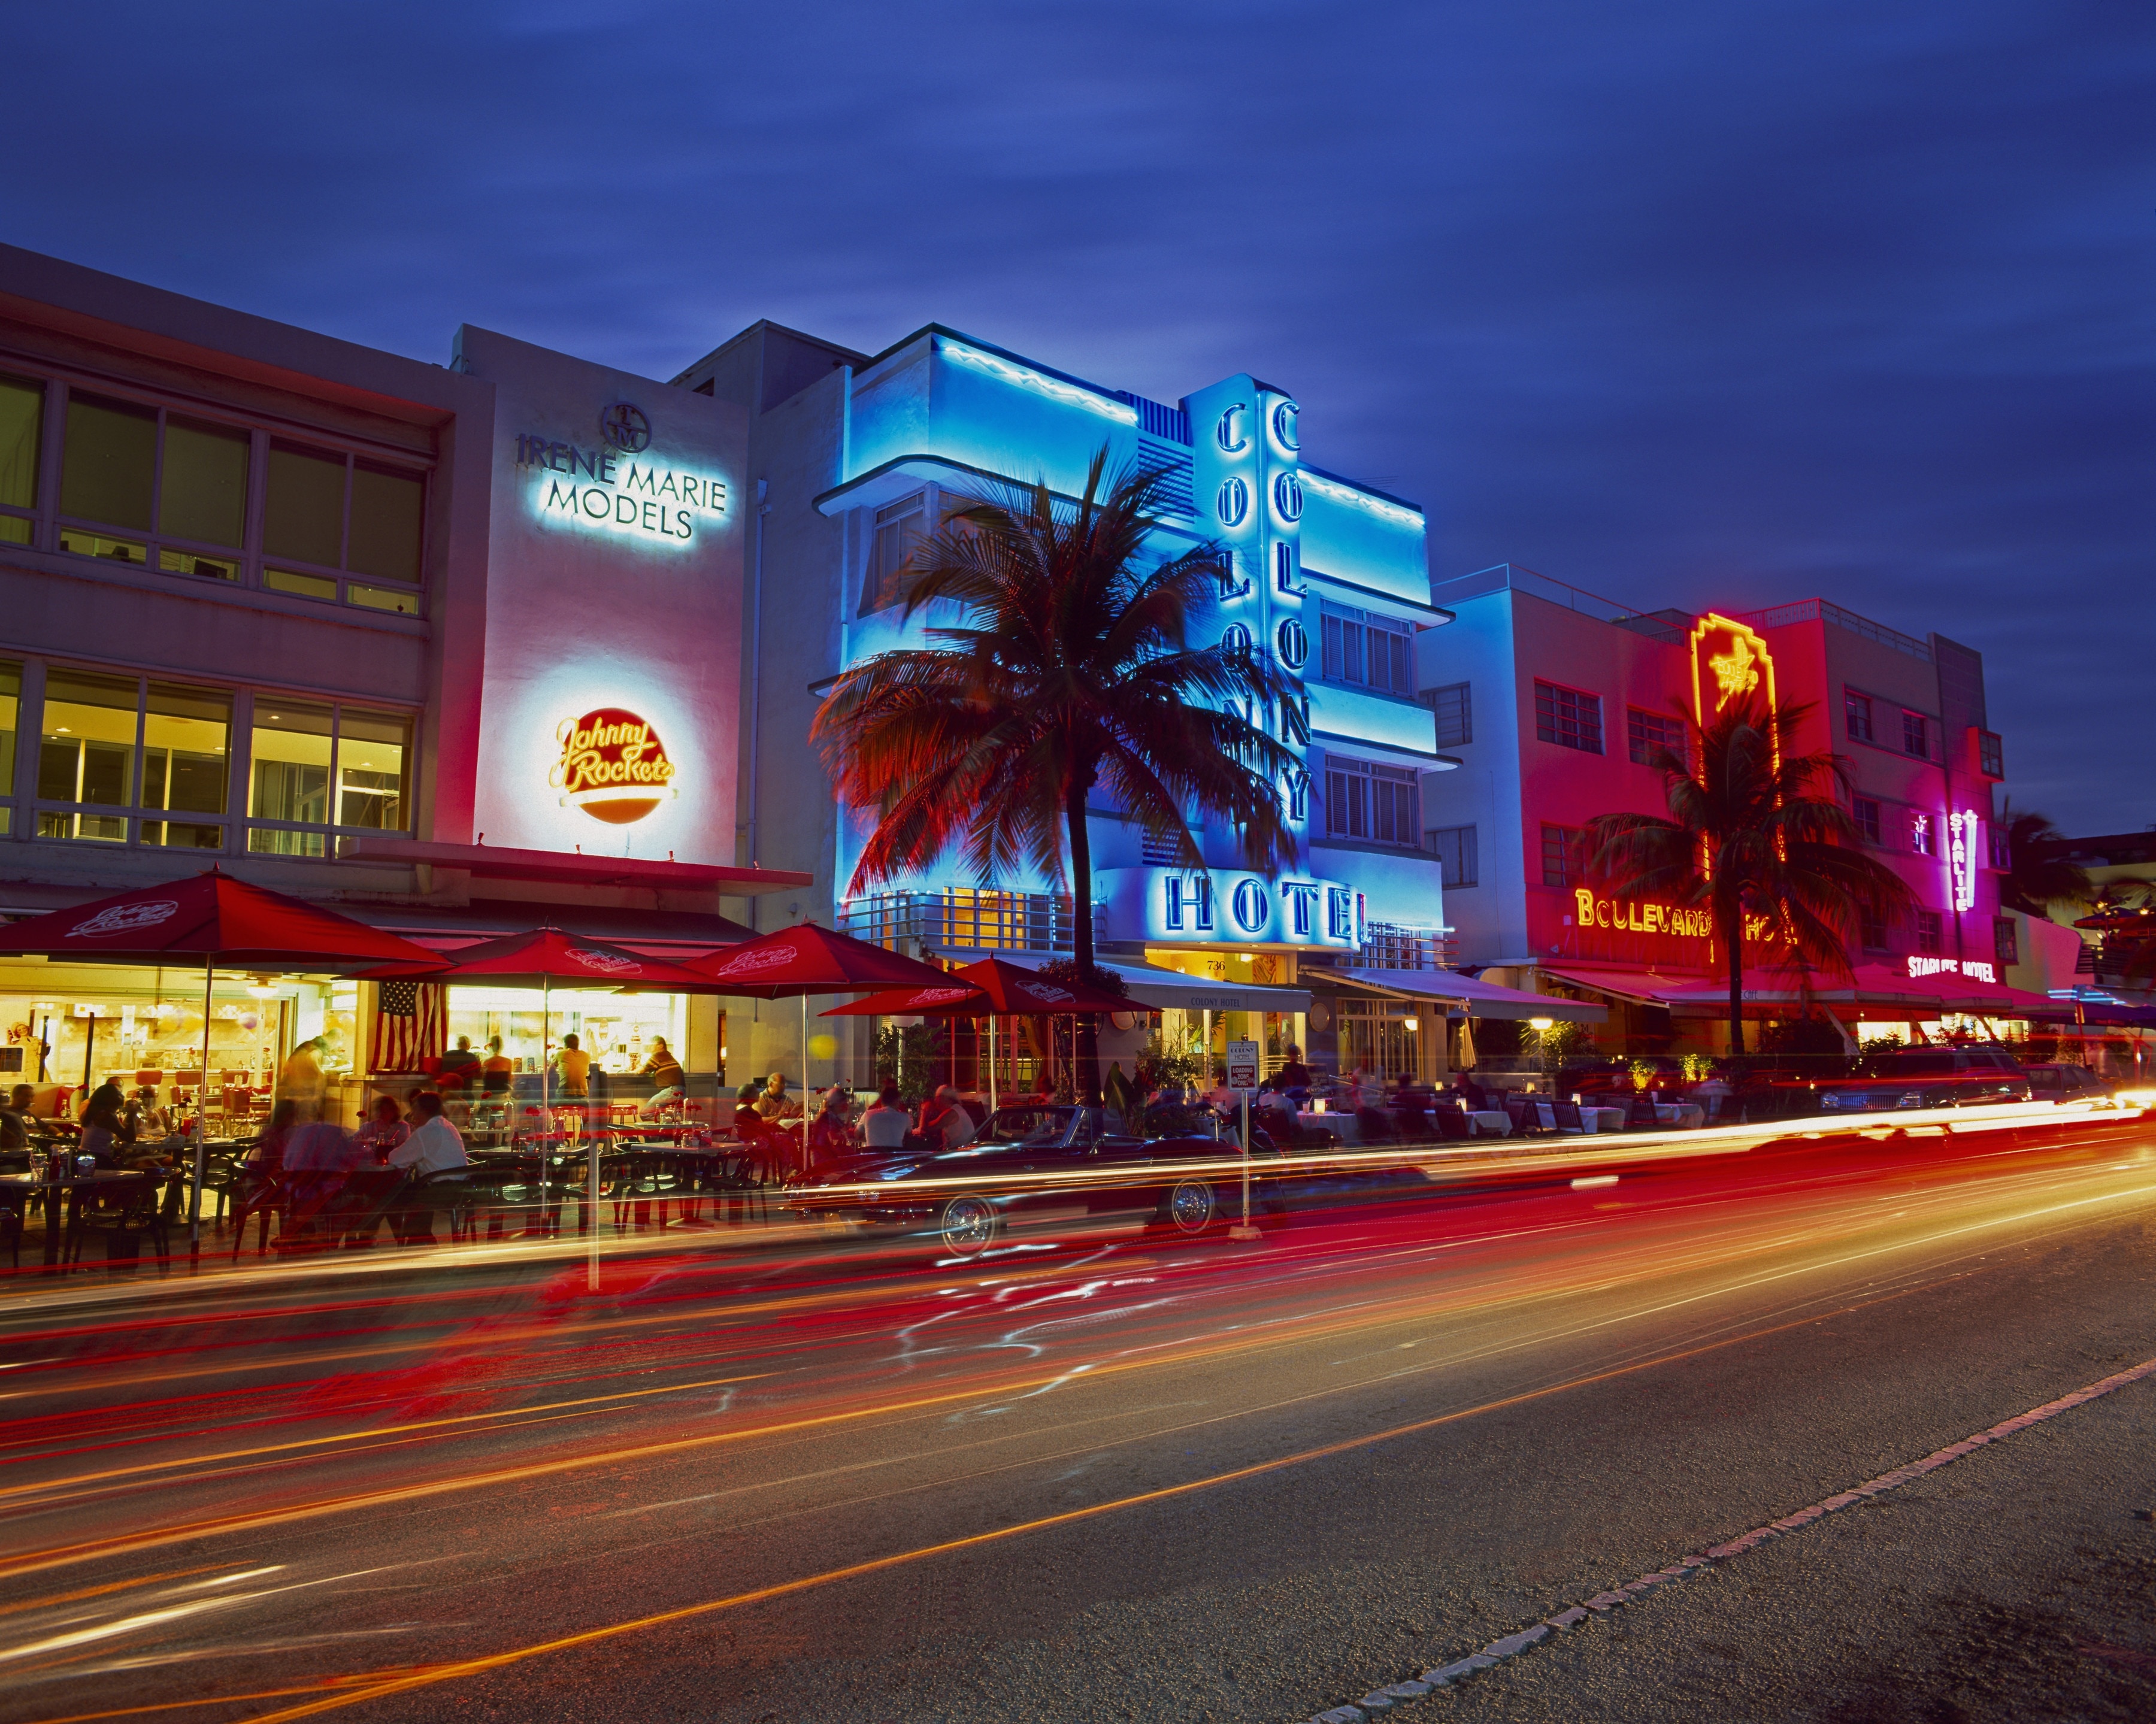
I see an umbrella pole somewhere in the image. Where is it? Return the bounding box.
[83,1011,96,1093]
[190,959,211,1253]
[988,1017,997,1116]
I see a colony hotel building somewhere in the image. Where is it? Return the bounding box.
[0,242,1497,1113]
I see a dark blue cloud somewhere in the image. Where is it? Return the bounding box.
[7,0,2150,826]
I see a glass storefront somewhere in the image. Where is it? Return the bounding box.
[441,985,692,1079]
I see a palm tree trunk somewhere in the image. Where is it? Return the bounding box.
[1722,901,1746,1059]
[1066,771,1102,1104]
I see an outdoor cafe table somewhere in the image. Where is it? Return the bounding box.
[0,1168,172,1269]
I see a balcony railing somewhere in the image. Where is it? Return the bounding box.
[1359,922,1456,971]
[840,887,1091,955]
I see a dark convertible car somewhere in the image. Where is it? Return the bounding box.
[783,1104,1286,1258]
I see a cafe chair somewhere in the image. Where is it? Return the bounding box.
[1502,1092,1539,1136]
[229,1169,284,1259]
[1625,1092,1660,1131]
[66,1171,171,1269]
[1549,1099,1587,1135]
[0,1198,20,1268]
[1431,1102,1473,1142]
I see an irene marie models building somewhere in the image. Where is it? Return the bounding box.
[0,241,1486,1115]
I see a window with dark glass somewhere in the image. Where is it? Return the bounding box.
[1534,681,1602,753]
[349,462,424,584]
[1844,690,1873,743]
[59,393,156,562]
[1853,796,1881,843]
[1542,823,1582,889]
[1429,823,1477,887]
[1320,603,1412,695]
[1627,707,1685,768]
[1988,827,2010,870]
[860,492,925,616]
[1916,910,1943,954]
[1323,753,1418,847]
[265,441,347,568]
[1322,604,1364,685]
[0,372,41,547]
[1425,681,1470,748]
[158,416,249,549]
[1994,917,2018,966]
[1859,907,1888,951]
[1901,711,1930,759]
[1978,731,2003,778]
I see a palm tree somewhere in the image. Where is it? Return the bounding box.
[1994,804,2091,915]
[813,449,1304,1097]
[1585,696,1916,1058]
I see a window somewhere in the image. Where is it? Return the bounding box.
[0,661,18,834]
[1425,681,1470,748]
[859,490,926,616]
[1901,711,1930,759]
[1978,731,2003,778]
[1319,603,1414,695]
[1853,796,1881,843]
[0,372,42,546]
[35,374,425,607]
[248,700,409,856]
[1859,907,1888,952]
[1323,754,1419,847]
[1988,827,2010,870]
[1627,707,1685,768]
[1844,691,1873,743]
[36,670,229,847]
[1541,823,1582,889]
[1915,910,1943,955]
[1994,917,2019,967]
[1910,811,1935,856]
[1428,823,1477,887]
[1534,681,1602,753]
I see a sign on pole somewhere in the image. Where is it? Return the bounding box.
[1225,1040,1261,1241]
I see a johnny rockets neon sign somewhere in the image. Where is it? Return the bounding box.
[552,708,676,825]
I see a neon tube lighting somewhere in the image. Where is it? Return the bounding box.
[1300,471,1422,527]
[938,340,1138,426]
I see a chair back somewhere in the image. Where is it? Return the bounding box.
[1433,1102,1471,1141]
[1628,1092,1660,1129]
[1503,1092,1533,1132]
[1551,1099,1585,1133]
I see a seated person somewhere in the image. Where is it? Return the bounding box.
[807,1087,859,1167]
[354,1095,410,1164]
[641,1037,686,1093]
[123,1086,174,1141]
[247,1100,302,1174]
[75,1085,132,1168]
[1451,1071,1489,1113]
[479,1038,514,1099]
[387,1091,468,1175]
[1276,1044,1314,1095]
[0,1083,35,1151]
[919,1085,976,1151]
[755,1072,802,1122]
[859,1083,912,1151]
[1203,1068,1240,1117]
[437,1035,481,1090]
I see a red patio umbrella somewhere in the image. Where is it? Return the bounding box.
[819,957,1132,1108]
[683,923,951,1102]
[0,869,446,1247]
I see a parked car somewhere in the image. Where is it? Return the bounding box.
[784,1103,1287,1258]
[1813,1047,2031,1114]
[2018,1062,2110,1103]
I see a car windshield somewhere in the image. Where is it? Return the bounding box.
[1851,1051,1958,1078]
[984,1107,1081,1148]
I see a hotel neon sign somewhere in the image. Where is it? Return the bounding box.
[1948,811,1979,913]
[1908,954,1996,984]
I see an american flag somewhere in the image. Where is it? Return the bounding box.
[371,980,446,1072]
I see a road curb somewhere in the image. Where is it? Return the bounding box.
[1300,1350,2156,1722]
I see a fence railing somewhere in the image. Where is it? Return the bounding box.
[1359,923,1456,971]
[840,887,1089,954]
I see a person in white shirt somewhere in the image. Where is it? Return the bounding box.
[389,1092,469,1176]
[859,1083,912,1151]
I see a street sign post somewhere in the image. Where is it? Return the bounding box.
[1225,1040,1261,1241]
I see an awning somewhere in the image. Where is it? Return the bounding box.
[920,948,1310,1014]
[1537,966,1693,1008]
[1328,966,1606,1023]
[334,896,756,958]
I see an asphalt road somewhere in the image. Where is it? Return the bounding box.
[1,1114,2152,1724]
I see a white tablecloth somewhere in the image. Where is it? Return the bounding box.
[1654,1102,1706,1129]
[1467,1110,1511,1137]
[1295,1111,1356,1144]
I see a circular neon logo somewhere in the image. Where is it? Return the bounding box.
[552,708,677,825]
[600,403,652,453]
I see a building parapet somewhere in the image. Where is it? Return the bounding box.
[1735,598,1932,663]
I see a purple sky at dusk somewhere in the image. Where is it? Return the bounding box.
[8,0,2151,830]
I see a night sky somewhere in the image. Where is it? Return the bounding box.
[9,2,2150,831]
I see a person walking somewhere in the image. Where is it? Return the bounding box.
[276,1037,328,1122]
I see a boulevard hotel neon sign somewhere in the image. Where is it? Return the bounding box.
[1571,889,1778,946]
[515,402,729,546]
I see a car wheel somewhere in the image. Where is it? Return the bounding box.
[937,1195,1000,1258]
[1164,1176,1217,1237]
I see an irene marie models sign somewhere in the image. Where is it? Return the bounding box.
[516,402,729,545]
